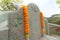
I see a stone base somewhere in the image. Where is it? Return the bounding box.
[0,30,8,40]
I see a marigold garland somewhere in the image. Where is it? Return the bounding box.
[40,12,45,28]
[22,5,30,37]
[40,11,46,36]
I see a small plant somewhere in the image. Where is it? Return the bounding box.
[14,15,22,27]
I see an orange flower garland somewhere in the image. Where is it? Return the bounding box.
[40,12,45,28]
[22,5,30,37]
[40,11,46,36]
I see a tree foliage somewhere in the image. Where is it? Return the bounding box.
[56,0,60,8]
[0,0,22,11]
[56,0,60,4]
[48,14,60,25]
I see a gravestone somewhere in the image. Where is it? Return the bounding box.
[28,3,41,40]
[8,3,41,40]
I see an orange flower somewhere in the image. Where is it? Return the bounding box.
[40,11,45,28]
[40,11,46,35]
[22,5,29,34]
[41,21,45,28]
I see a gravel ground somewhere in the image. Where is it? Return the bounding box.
[40,35,60,40]
[50,34,60,38]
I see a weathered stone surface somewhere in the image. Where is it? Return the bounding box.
[8,9,25,40]
[28,3,41,40]
[8,3,41,40]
